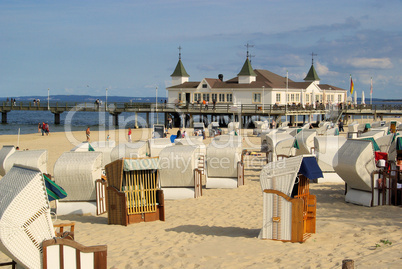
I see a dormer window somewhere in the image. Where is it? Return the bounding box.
[202,84,207,88]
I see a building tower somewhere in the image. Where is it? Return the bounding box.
[171,46,190,87]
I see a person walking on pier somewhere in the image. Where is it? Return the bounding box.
[128,127,132,142]
[338,119,344,132]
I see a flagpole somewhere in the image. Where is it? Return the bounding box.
[370,77,373,105]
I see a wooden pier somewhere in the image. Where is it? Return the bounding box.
[1,101,401,127]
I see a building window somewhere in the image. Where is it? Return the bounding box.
[253,93,261,103]
[338,94,342,102]
[295,94,300,102]
[219,93,225,102]
[202,84,207,88]
[178,93,182,101]
[306,94,309,103]
[286,94,289,103]
[194,93,201,102]
[202,93,210,101]
[276,93,281,102]
[211,93,217,102]
[290,94,295,102]
[227,93,233,103]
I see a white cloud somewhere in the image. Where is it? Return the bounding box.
[346,58,393,69]
[315,61,338,76]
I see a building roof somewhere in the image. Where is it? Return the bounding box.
[304,64,320,81]
[237,58,256,76]
[167,68,346,91]
[171,59,190,77]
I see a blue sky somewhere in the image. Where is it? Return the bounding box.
[0,0,401,99]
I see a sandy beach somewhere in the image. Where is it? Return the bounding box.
[0,124,401,268]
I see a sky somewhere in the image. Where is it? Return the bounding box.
[0,0,401,99]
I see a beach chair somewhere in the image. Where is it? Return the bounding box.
[53,151,103,215]
[205,138,243,189]
[105,158,165,226]
[0,145,15,176]
[110,141,148,162]
[334,139,392,206]
[148,138,173,157]
[259,155,322,242]
[0,165,108,268]
[4,149,48,174]
[42,238,107,269]
[159,145,203,199]
[262,132,294,162]
[295,129,317,155]
[72,140,116,167]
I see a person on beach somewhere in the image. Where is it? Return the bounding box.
[44,123,50,136]
[38,123,41,133]
[106,134,110,141]
[128,127,132,142]
[176,128,181,139]
[338,119,344,132]
[41,122,45,136]
[86,127,91,141]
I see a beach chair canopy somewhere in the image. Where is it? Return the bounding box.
[314,136,347,172]
[207,140,242,178]
[0,145,15,176]
[295,129,316,155]
[110,141,148,162]
[54,151,103,201]
[159,145,200,187]
[4,149,48,174]
[0,165,55,269]
[334,139,376,192]
[72,141,115,167]
[148,138,173,157]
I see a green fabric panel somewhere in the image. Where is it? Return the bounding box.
[88,144,95,151]
[397,137,402,151]
[361,137,380,151]
[365,123,371,129]
[293,139,300,149]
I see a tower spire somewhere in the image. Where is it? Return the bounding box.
[178,46,182,60]
[245,43,254,59]
[311,52,317,65]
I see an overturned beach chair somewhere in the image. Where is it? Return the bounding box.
[259,155,321,242]
[205,138,244,189]
[3,149,48,175]
[334,139,390,206]
[159,145,203,199]
[54,151,103,215]
[110,141,148,162]
[105,158,165,226]
[0,145,15,176]
[148,138,173,157]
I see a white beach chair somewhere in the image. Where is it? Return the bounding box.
[295,129,316,155]
[110,141,148,162]
[159,145,203,199]
[0,145,15,176]
[4,149,48,174]
[0,165,55,268]
[72,140,115,167]
[148,138,173,157]
[53,151,103,215]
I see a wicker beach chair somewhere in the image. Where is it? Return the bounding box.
[159,145,203,199]
[205,138,244,188]
[147,138,174,157]
[314,136,347,172]
[72,140,115,167]
[0,145,15,176]
[4,149,48,175]
[259,156,320,242]
[295,129,317,155]
[110,141,148,162]
[0,165,55,268]
[53,151,103,215]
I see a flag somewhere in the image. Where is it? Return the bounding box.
[370,77,373,95]
[350,76,354,95]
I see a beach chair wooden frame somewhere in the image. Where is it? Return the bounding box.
[105,158,165,226]
[42,238,107,269]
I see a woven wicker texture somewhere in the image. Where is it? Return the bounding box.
[334,139,376,192]
[159,145,198,187]
[314,136,346,172]
[0,145,15,176]
[260,155,303,196]
[4,149,48,174]
[207,140,242,178]
[148,138,173,157]
[0,165,54,269]
[295,129,316,155]
[110,141,148,162]
[54,152,102,201]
